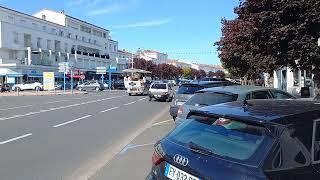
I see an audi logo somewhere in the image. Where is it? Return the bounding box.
[129,82,136,86]
[173,154,189,166]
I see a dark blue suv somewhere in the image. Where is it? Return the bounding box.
[146,99,320,180]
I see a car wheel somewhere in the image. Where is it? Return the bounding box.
[35,86,41,91]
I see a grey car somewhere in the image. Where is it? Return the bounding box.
[170,81,237,119]
[77,81,104,91]
[175,85,296,125]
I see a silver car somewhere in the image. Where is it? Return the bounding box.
[78,81,104,91]
[175,85,296,125]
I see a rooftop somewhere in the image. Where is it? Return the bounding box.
[192,99,320,124]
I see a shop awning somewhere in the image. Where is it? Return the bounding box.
[7,74,23,77]
[27,74,43,78]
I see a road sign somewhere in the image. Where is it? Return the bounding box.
[96,67,107,74]
[58,62,70,74]
[109,66,117,73]
[43,72,55,90]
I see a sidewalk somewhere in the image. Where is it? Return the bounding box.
[0,90,88,96]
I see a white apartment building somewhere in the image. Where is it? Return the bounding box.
[136,49,168,64]
[117,49,133,69]
[0,7,122,84]
[166,59,192,68]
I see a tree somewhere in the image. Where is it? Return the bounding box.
[215,70,225,78]
[182,67,192,79]
[216,0,320,81]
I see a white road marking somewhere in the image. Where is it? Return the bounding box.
[123,101,136,106]
[45,100,69,104]
[119,143,155,154]
[0,95,125,121]
[53,115,92,128]
[0,105,33,111]
[137,97,147,101]
[100,106,120,113]
[0,133,32,145]
[152,119,173,126]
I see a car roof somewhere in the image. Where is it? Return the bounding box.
[197,85,274,94]
[190,99,320,125]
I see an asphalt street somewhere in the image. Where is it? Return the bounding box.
[0,91,170,180]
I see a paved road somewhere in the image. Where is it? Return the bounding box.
[0,91,170,180]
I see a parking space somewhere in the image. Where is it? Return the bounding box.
[90,115,174,180]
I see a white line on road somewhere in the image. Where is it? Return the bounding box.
[123,101,136,106]
[0,105,33,111]
[45,100,69,104]
[137,97,147,101]
[100,106,120,113]
[0,95,125,121]
[152,119,173,126]
[0,133,32,145]
[53,115,92,128]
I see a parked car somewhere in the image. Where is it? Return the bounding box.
[149,83,174,102]
[0,83,11,92]
[77,81,104,91]
[103,81,109,89]
[168,80,177,86]
[170,83,204,119]
[146,99,320,180]
[200,77,227,81]
[170,81,237,120]
[55,82,77,90]
[12,82,43,91]
[113,79,125,89]
[175,85,296,124]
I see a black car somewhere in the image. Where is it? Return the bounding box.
[113,79,125,89]
[147,99,320,180]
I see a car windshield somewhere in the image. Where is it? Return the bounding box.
[167,117,274,166]
[177,85,203,94]
[185,92,237,106]
[151,83,167,89]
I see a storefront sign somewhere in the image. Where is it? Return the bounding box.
[43,72,55,90]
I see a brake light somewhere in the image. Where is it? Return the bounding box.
[177,106,184,117]
[152,151,164,165]
[152,143,164,165]
[216,118,231,126]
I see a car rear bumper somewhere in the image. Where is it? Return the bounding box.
[145,172,157,180]
[149,94,169,99]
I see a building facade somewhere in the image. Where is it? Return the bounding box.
[136,49,168,64]
[0,7,122,84]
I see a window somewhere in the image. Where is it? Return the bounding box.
[103,33,106,38]
[32,22,37,27]
[42,26,46,31]
[114,45,117,52]
[88,38,91,43]
[94,40,97,45]
[312,120,320,162]
[251,90,272,99]
[177,85,203,94]
[80,25,91,33]
[109,44,112,50]
[59,30,64,36]
[82,36,85,42]
[42,15,46,20]
[75,35,78,40]
[64,43,68,53]
[67,33,71,38]
[169,117,275,166]
[47,40,52,50]
[186,92,237,107]
[151,83,167,89]
[8,16,14,23]
[13,32,19,44]
[271,90,295,99]
[36,37,42,48]
[51,28,56,34]
[264,129,310,171]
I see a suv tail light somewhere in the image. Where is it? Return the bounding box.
[152,143,165,166]
[177,106,184,117]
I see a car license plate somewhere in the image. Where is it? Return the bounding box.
[164,163,200,180]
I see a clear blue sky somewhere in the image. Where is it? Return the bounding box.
[0,0,239,65]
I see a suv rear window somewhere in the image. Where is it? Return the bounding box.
[185,92,237,106]
[151,83,167,89]
[177,85,203,94]
[167,117,274,166]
